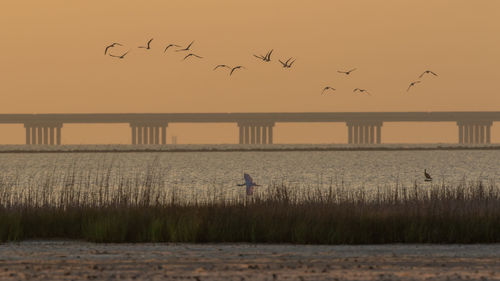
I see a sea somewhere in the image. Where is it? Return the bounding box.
[0,144,498,204]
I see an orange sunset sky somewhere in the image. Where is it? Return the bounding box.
[0,1,499,144]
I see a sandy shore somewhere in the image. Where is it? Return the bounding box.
[0,242,498,281]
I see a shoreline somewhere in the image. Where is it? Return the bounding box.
[1,242,498,281]
[0,143,499,153]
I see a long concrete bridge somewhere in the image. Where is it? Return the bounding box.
[0,112,498,145]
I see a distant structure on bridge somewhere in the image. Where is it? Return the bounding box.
[0,112,495,145]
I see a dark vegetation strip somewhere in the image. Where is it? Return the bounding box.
[1,184,499,244]
[1,146,500,153]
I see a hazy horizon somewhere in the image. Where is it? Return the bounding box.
[1,0,499,144]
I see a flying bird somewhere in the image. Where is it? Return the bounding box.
[322,86,336,94]
[237,173,260,195]
[164,44,181,52]
[407,81,421,91]
[176,41,194,52]
[279,57,295,68]
[424,169,432,182]
[230,66,246,76]
[104,43,122,55]
[138,38,153,49]
[353,88,371,95]
[109,51,129,59]
[338,68,357,75]
[213,64,231,71]
[254,49,273,62]
[264,49,273,62]
[182,53,203,60]
[419,70,438,78]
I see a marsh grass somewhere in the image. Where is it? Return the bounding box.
[0,159,499,243]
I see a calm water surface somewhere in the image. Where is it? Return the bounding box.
[1,150,498,202]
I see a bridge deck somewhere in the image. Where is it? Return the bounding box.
[0,112,499,124]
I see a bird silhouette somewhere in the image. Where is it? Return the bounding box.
[279,57,295,68]
[254,49,273,62]
[264,49,273,62]
[237,173,260,195]
[407,81,421,91]
[109,51,129,59]
[424,169,432,181]
[182,53,203,60]
[353,88,371,95]
[230,66,245,76]
[322,86,336,94]
[138,38,153,49]
[338,68,357,75]
[176,41,194,52]
[104,43,122,55]
[419,70,438,78]
[164,44,181,52]
[213,64,231,71]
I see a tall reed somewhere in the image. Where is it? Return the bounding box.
[0,158,499,243]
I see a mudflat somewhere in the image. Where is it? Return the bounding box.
[0,242,498,281]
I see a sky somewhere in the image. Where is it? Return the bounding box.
[0,0,499,144]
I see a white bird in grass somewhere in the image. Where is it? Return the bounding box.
[237,173,260,195]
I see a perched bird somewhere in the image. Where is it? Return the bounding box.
[407,81,421,92]
[338,68,357,75]
[237,173,260,195]
[230,65,245,76]
[164,44,181,52]
[213,64,231,71]
[176,41,194,52]
[104,43,122,55]
[424,169,432,181]
[419,70,438,78]
[109,51,129,59]
[182,53,203,60]
[322,86,336,94]
[138,38,153,49]
[353,88,371,95]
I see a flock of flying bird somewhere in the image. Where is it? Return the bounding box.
[104,38,439,95]
[105,39,438,189]
[321,68,439,96]
[104,38,297,76]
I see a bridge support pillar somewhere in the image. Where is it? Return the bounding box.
[238,122,274,144]
[25,125,31,145]
[346,121,382,144]
[457,121,492,144]
[24,123,63,145]
[131,122,168,145]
